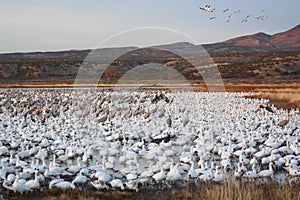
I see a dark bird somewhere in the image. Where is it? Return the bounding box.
[278,114,290,127]
[98,115,108,123]
[278,119,289,127]
[291,127,298,135]
[259,104,274,113]
[144,112,150,119]
[166,116,172,127]
[150,134,175,145]
[265,105,274,113]
[159,93,170,103]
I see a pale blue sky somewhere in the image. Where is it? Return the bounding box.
[0,0,299,53]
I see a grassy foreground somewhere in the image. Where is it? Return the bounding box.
[243,87,300,109]
[5,181,300,200]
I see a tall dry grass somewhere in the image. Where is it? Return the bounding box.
[177,181,300,200]
[5,181,300,200]
[249,89,300,109]
[262,93,300,108]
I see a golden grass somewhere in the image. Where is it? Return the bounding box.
[5,181,300,200]
[257,93,300,108]
[246,87,300,109]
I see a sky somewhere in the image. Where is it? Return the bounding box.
[0,0,299,53]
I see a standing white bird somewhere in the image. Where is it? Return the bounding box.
[258,162,274,178]
[25,171,40,190]
[6,174,33,194]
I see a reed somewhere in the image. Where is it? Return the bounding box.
[5,181,300,200]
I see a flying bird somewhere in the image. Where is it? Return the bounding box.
[199,5,215,13]
[209,16,216,20]
[223,8,229,13]
[256,15,269,20]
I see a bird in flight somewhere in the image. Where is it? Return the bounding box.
[199,5,215,13]
[256,15,268,20]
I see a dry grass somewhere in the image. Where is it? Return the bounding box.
[4,181,300,200]
[256,93,300,109]
[246,87,300,109]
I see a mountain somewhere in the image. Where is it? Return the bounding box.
[0,24,299,86]
[219,24,300,50]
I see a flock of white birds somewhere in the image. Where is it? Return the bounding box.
[0,88,299,194]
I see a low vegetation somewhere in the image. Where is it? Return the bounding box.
[255,92,300,109]
[243,87,300,109]
[5,181,300,200]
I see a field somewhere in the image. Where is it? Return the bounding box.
[0,44,299,200]
[0,88,299,200]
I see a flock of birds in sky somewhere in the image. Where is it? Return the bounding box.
[199,4,269,23]
[0,89,299,194]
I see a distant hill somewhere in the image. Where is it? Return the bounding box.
[204,24,300,52]
[0,24,299,86]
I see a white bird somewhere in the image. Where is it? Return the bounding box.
[6,174,32,194]
[91,180,109,190]
[139,163,154,178]
[198,168,213,181]
[67,157,82,174]
[199,5,215,13]
[72,171,88,185]
[109,179,125,190]
[0,164,8,180]
[91,169,111,182]
[15,155,28,168]
[52,181,75,190]
[213,166,224,182]
[187,161,198,179]
[244,164,257,179]
[258,162,274,178]
[5,173,16,185]
[25,171,40,190]
[152,165,166,183]
[288,165,300,176]
[125,180,138,192]
[166,163,181,182]
[49,178,64,189]
[126,171,137,181]
[0,146,9,156]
